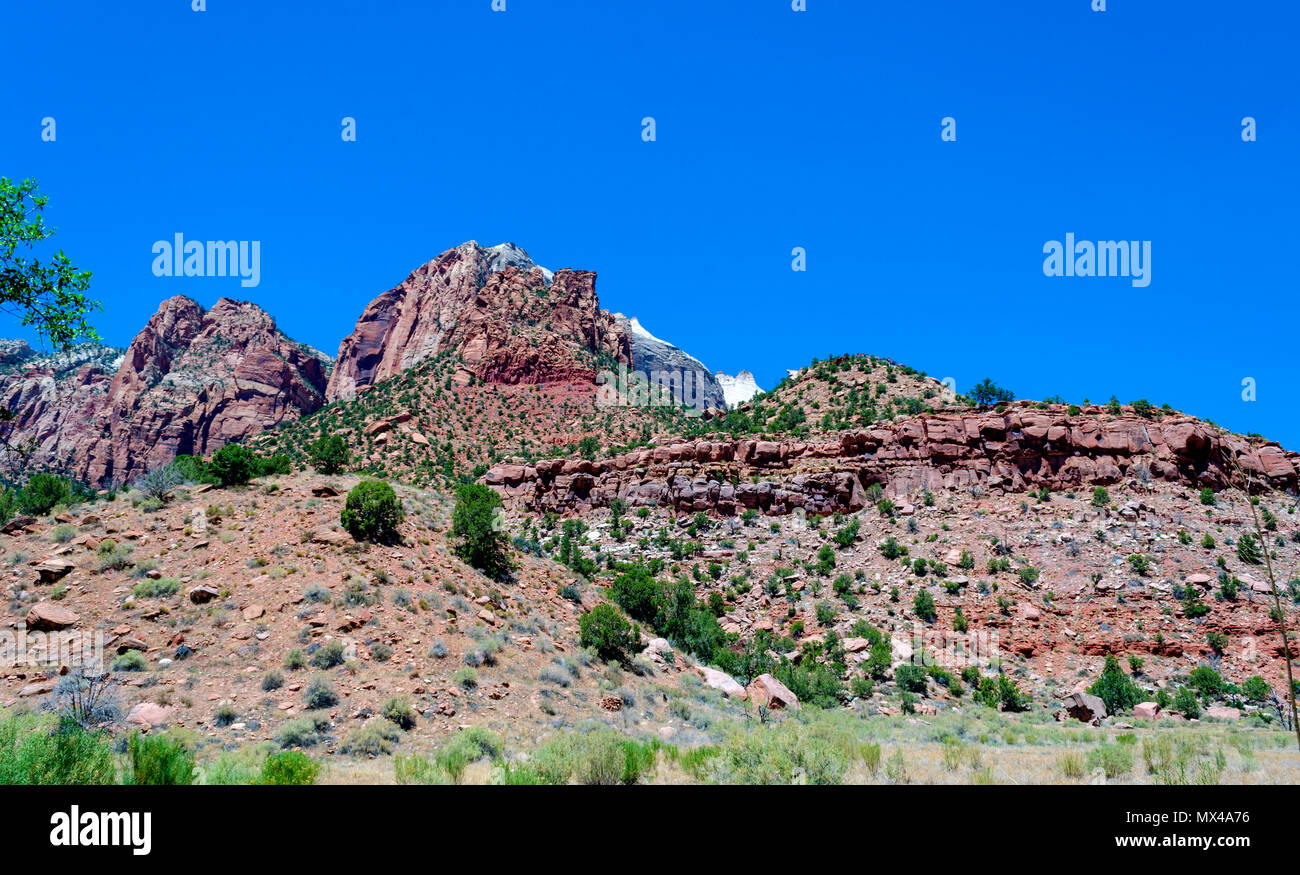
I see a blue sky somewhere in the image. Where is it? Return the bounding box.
[3,0,1296,445]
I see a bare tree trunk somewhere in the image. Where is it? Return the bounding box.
[1240,472,1300,752]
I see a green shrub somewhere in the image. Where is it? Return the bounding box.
[0,716,115,785]
[131,577,180,599]
[18,473,74,516]
[382,696,417,730]
[209,443,257,487]
[1236,532,1263,565]
[1241,675,1271,702]
[112,650,148,672]
[258,750,319,785]
[341,719,402,756]
[173,454,218,485]
[1174,686,1201,719]
[340,479,404,543]
[1086,743,1134,779]
[913,589,936,623]
[276,714,328,749]
[895,663,928,693]
[310,641,346,670]
[432,727,504,782]
[579,603,639,664]
[1188,665,1223,700]
[304,675,338,709]
[124,732,196,785]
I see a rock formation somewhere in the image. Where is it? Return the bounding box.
[484,402,1300,516]
[715,370,762,408]
[0,296,331,486]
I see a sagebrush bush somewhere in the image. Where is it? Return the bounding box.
[259,750,319,785]
[340,719,402,756]
[125,732,196,785]
[310,640,346,670]
[304,675,338,709]
[382,696,417,730]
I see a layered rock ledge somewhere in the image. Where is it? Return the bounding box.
[484,404,1298,516]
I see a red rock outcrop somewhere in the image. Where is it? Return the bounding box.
[0,296,331,486]
[484,403,1299,515]
[326,241,630,401]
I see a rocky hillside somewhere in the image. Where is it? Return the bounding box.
[0,296,332,486]
[692,353,960,438]
[326,242,631,402]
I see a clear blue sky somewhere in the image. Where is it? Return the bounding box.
[3,0,1296,446]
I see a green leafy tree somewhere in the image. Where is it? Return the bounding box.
[1087,654,1141,715]
[208,443,257,487]
[969,378,1014,408]
[0,177,99,348]
[449,483,514,580]
[308,435,350,475]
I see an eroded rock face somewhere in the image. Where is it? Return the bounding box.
[484,404,1299,516]
[0,296,332,486]
[326,241,631,401]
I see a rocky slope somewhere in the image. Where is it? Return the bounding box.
[0,296,332,486]
[326,242,631,402]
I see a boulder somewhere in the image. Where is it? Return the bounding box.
[34,557,76,583]
[26,602,79,631]
[188,585,220,604]
[1062,692,1107,724]
[697,666,747,700]
[747,673,800,710]
[126,702,175,727]
[1133,701,1160,720]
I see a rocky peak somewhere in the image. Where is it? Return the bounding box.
[326,242,630,401]
[716,370,763,408]
[613,313,727,412]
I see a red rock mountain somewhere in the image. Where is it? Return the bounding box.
[326,241,631,401]
[0,296,331,486]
